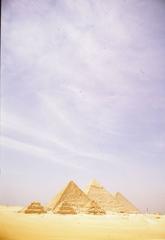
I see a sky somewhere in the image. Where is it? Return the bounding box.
[1,0,165,213]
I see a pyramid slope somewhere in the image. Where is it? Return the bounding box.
[47,185,66,211]
[85,180,116,212]
[47,180,91,213]
[115,192,139,213]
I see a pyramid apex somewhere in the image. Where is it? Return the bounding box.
[84,179,103,194]
[90,179,102,188]
[115,192,123,197]
[68,180,75,184]
[115,191,119,194]
[67,180,77,187]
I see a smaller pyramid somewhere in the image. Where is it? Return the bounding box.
[114,192,139,213]
[85,200,105,215]
[20,201,46,214]
[54,201,77,215]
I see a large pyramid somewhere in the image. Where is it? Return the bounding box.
[85,180,117,212]
[85,180,139,213]
[47,180,91,213]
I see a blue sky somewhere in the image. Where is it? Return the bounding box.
[1,0,165,213]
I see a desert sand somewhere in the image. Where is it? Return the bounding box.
[0,206,165,240]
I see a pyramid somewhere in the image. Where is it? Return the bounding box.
[47,180,91,213]
[19,201,46,214]
[85,200,105,215]
[54,201,77,215]
[85,180,139,213]
[114,192,139,213]
[85,180,117,212]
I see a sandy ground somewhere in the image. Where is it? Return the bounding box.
[0,206,165,240]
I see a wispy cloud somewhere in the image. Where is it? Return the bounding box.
[1,111,125,168]
[0,136,85,170]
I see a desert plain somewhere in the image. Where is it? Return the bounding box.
[0,205,165,240]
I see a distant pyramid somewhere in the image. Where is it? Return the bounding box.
[85,200,105,215]
[114,192,139,213]
[85,180,116,212]
[19,201,46,214]
[85,179,103,193]
[85,180,139,213]
[47,180,91,213]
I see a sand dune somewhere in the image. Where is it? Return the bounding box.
[0,206,165,240]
